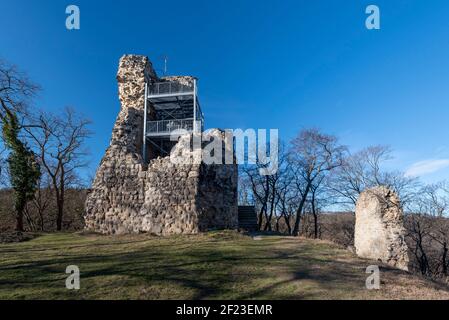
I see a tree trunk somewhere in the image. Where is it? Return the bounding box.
[39,210,45,231]
[442,242,448,276]
[257,207,264,231]
[264,191,276,231]
[311,195,318,239]
[257,177,270,230]
[24,209,36,231]
[56,168,65,231]
[284,214,292,235]
[416,231,429,275]
[15,199,27,231]
[16,209,24,232]
[292,182,311,236]
[56,198,64,231]
[55,189,64,231]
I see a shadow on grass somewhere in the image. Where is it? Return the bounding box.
[0,235,377,299]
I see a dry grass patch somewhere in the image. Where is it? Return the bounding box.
[0,231,448,300]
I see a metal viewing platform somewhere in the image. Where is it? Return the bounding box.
[142,78,204,161]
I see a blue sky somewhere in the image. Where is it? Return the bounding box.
[1,0,449,183]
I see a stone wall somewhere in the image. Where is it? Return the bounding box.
[84,54,238,235]
[354,186,409,271]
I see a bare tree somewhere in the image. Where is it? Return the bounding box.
[242,143,294,232]
[23,173,53,231]
[263,147,291,231]
[308,174,328,239]
[290,129,345,236]
[243,164,270,230]
[275,162,296,234]
[406,213,432,275]
[238,173,253,206]
[328,146,390,206]
[429,221,449,277]
[0,60,38,186]
[0,59,38,120]
[329,145,419,208]
[25,108,91,231]
[1,60,41,231]
[405,182,449,278]
[421,183,449,217]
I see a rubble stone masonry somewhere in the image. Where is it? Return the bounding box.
[355,186,409,271]
[84,55,238,235]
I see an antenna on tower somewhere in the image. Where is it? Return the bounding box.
[153,54,169,76]
[163,55,168,76]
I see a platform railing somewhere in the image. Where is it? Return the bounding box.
[148,81,194,96]
[146,118,199,136]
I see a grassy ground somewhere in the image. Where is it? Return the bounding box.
[0,231,448,300]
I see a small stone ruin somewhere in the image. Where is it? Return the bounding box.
[354,186,409,271]
[84,55,238,235]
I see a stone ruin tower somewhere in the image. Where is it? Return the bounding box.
[84,55,238,235]
[354,186,409,271]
